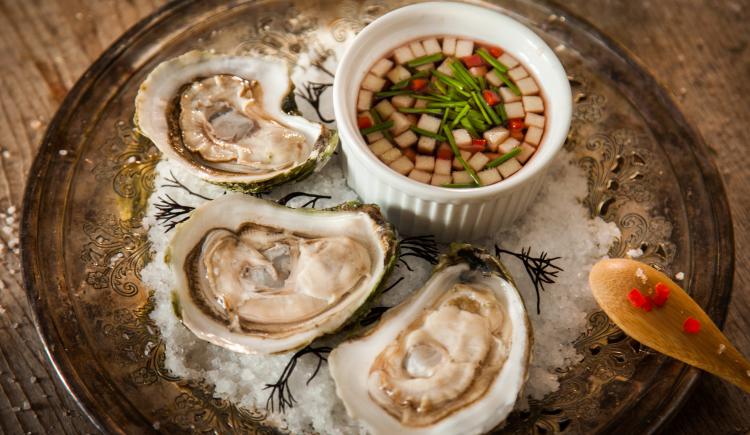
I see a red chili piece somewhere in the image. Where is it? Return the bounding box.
[357,116,373,129]
[652,282,671,307]
[436,144,453,160]
[489,46,503,57]
[403,148,417,162]
[510,129,525,140]
[683,317,701,334]
[627,288,647,308]
[482,90,501,106]
[461,54,484,68]
[409,78,428,91]
[508,118,525,130]
[641,296,653,312]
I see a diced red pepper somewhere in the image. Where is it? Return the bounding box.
[461,54,484,68]
[489,46,503,57]
[472,138,487,146]
[436,144,453,160]
[403,148,417,162]
[482,89,501,106]
[409,78,428,91]
[652,282,671,307]
[508,118,525,130]
[683,317,701,334]
[510,129,525,140]
[641,296,653,312]
[627,288,646,308]
[357,116,373,129]
[464,144,485,153]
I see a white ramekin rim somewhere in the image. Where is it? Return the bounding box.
[333,1,572,203]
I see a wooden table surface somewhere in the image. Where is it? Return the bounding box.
[0,0,747,433]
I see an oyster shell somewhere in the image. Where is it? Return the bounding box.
[135,51,337,192]
[329,244,531,434]
[167,194,398,354]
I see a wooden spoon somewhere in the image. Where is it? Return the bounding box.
[589,258,750,393]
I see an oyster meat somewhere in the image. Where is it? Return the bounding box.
[135,51,337,192]
[329,244,531,434]
[167,194,397,354]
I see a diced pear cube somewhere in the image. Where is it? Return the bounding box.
[437,59,454,76]
[381,148,402,164]
[394,130,418,148]
[409,41,426,57]
[361,73,386,92]
[374,99,396,118]
[417,114,442,133]
[468,152,490,171]
[390,155,414,174]
[417,136,437,154]
[478,168,502,185]
[508,66,528,81]
[500,87,521,103]
[498,138,521,154]
[497,157,522,178]
[517,77,540,95]
[415,155,435,171]
[497,53,519,69]
[357,90,373,111]
[453,150,471,169]
[369,138,393,156]
[393,45,415,64]
[483,127,510,151]
[371,58,394,77]
[367,131,384,143]
[525,126,543,146]
[452,129,472,148]
[415,63,435,72]
[523,96,544,113]
[422,38,442,55]
[389,112,412,135]
[392,95,415,108]
[442,37,457,55]
[524,112,545,128]
[408,169,432,184]
[504,102,525,119]
[469,66,487,77]
[414,99,428,109]
[386,65,411,84]
[486,69,503,87]
[517,143,537,164]
[431,173,452,186]
[452,171,472,184]
[434,158,452,175]
[455,40,474,58]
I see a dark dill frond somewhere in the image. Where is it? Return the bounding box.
[495,245,563,314]
[154,194,194,232]
[276,192,332,208]
[264,345,332,414]
[360,306,392,327]
[398,235,439,270]
[161,170,213,201]
[296,81,334,124]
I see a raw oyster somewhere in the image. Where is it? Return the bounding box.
[167,194,398,354]
[135,51,337,192]
[329,244,531,434]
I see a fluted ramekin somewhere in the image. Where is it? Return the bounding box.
[333,1,571,241]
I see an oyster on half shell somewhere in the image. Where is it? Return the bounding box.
[329,244,531,435]
[135,51,337,192]
[166,194,398,354]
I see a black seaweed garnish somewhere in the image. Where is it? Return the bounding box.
[495,245,563,314]
[162,170,213,200]
[276,192,331,208]
[398,235,439,271]
[264,345,333,413]
[295,81,334,124]
[154,195,195,233]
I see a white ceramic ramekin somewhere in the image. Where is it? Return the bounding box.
[333,1,571,241]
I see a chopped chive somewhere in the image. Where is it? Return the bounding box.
[450,104,471,128]
[495,70,521,96]
[410,126,446,141]
[440,107,451,131]
[433,78,448,95]
[460,116,479,138]
[495,103,508,123]
[472,92,492,125]
[477,91,502,125]
[360,120,394,136]
[427,101,469,108]
[477,76,487,91]
[369,109,393,141]
[433,71,470,97]
[477,47,509,73]
[487,147,522,168]
[413,94,449,102]
[406,53,444,68]
[443,125,481,186]
[397,107,443,115]
[450,61,480,91]
[375,89,414,98]
[389,71,429,90]
[442,183,478,188]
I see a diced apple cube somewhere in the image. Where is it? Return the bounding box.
[431,173,452,186]
[417,114,442,133]
[522,96,544,113]
[500,87,521,103]
[497,157,522,178]
[478,168,502,185]
[361,73,386,92]
[408,169,431,184]
[468,152,490,171]
[455,40,474,58]
[437,59,454,76]
[504,102,525,119]
[497,53,519,69]
[357,90,373,111]
[381,148,402,164]
[517,77,540,95]
[415,63,435,72]
[374,99,396,118]
[389,112,412,135]
[406,114,418,124]
[452,171,472,184]
[442,37,457,55]
[392,94,415,108]
[508,66,528,81]
[483,127,510,151]
[453,150,471,169]
[417,136,437,154]
[393,45,415,64]
[422,38,442,55]
[498,137,521,154]
[524,112,545,128]
[394,130,418,148]
[390,155,414,175]
[469,66,487,77]
[414,99,428,109]
[369,138,393,156]
[452,129,472,148]
[409,41,426,57]
[415,155,436,171]
[386,65,411,84]
[371,58,394,77]
[434,158,452,175]
[517,143,537,164]
[367,131,384,143]
[485,70,503,87]
[525,126,543,146]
